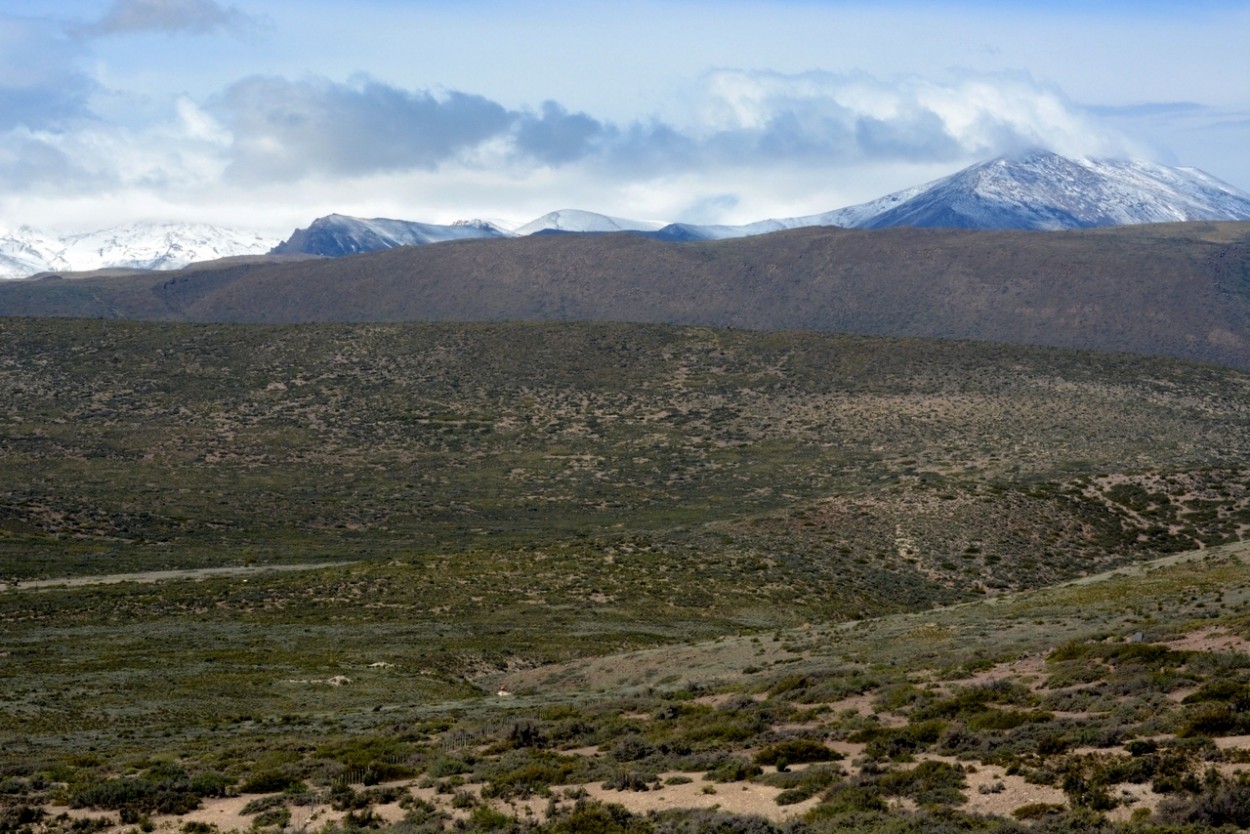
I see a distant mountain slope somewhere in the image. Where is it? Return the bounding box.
[0,223,276,280]
[269,214,509,256]
[856,150,1250,230]
[6,222,1250,370]
[661,151,1250,239]
[7,152,1250,274]
[271,152,1250,255]
[511,209,664,236]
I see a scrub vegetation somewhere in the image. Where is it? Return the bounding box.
[4,318,1250,833]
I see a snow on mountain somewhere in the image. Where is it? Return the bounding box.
[0,223,277,280]
[268,210,665,257]
[511,209,665,236]
[270,214,510,257]
[59,224,276,271]
[653,152,1250,239]
[0,226,64,280]
[6,151,1249,278]
[853,151,1250,230]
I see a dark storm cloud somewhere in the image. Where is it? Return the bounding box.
[213,76,515,181]
[213,77,703,182]
[513,101,610,165]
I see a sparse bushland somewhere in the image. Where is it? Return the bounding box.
[6,320,1250,832]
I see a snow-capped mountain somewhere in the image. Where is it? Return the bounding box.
[853,150,1250,230]
[510,209,664,236]
[270,214,509,257]
[6,152,1250,277]
[649,151,1250,239]
[0,223,277,280]
[268,209,665,258]
[263,156,1250,257]
[0,227,64,280]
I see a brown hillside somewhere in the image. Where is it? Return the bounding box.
[3,222,1250,368]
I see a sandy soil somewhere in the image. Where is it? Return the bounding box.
[960,763,1066,817]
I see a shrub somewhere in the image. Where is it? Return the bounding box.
[875,760,967,806]
[1182,680,1250,710]
[967,709,1052,732]
[464,806,514,832]
[705,759,762,783]
[611,737,654,763]
[809,783,886,816]
[252,807,290,828]
[1012,802,1064,820]
[241,795,287,815]
[601,770,653,792]
[1177,703,1247,738]
[239,771,302,794]
[547,801,643,834]
[71,776,203,816]
[754,740,839,767]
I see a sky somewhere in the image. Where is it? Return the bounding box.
[1,0,1249,237]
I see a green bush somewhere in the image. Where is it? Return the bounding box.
[252,806,290,828]
[966,709,1052,732]
[705,759,762,783]
[754,740,839,767]
[239,771,302,794]
[875,760,966,806]
[71,776,204,816]
[1177,703,1248,738]
[1011,802,1064,820]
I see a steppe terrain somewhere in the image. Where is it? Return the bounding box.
[4,318,1250,833]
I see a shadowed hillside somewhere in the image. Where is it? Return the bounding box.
[4,222,1250,368]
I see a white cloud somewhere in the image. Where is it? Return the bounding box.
[0,49,1231,234]
[691,69,1134,163]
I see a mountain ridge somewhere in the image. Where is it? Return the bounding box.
[5,221,1250,371]
[5,151,1250,277]
[0,222,277,281]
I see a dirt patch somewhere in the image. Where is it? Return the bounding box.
[960,763,1067,817]
[1164,627,1250,655]
[575,771,818,821]
[1,562,355,592]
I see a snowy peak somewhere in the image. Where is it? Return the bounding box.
[60,223,276,271]
[6,152,1250,277]
[647,151,1250,239]
[270,214,510,257]
[0,226,63,280]
[0,223,277,280]
[270,210,666,259]
[854,150,1250,230]
[511,209,664,236]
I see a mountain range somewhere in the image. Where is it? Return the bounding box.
[0,223,274,281]
[4,150,1250,279]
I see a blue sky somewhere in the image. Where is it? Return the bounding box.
[1,0,1248,234]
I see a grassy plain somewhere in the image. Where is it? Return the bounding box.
[4,318,1250,832]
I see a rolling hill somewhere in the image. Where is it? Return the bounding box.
[3,222,1250,370]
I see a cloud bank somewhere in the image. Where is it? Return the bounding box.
[201,69,1127,185]
[0,1,1209,232]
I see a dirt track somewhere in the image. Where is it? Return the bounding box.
[0,561,354,592]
